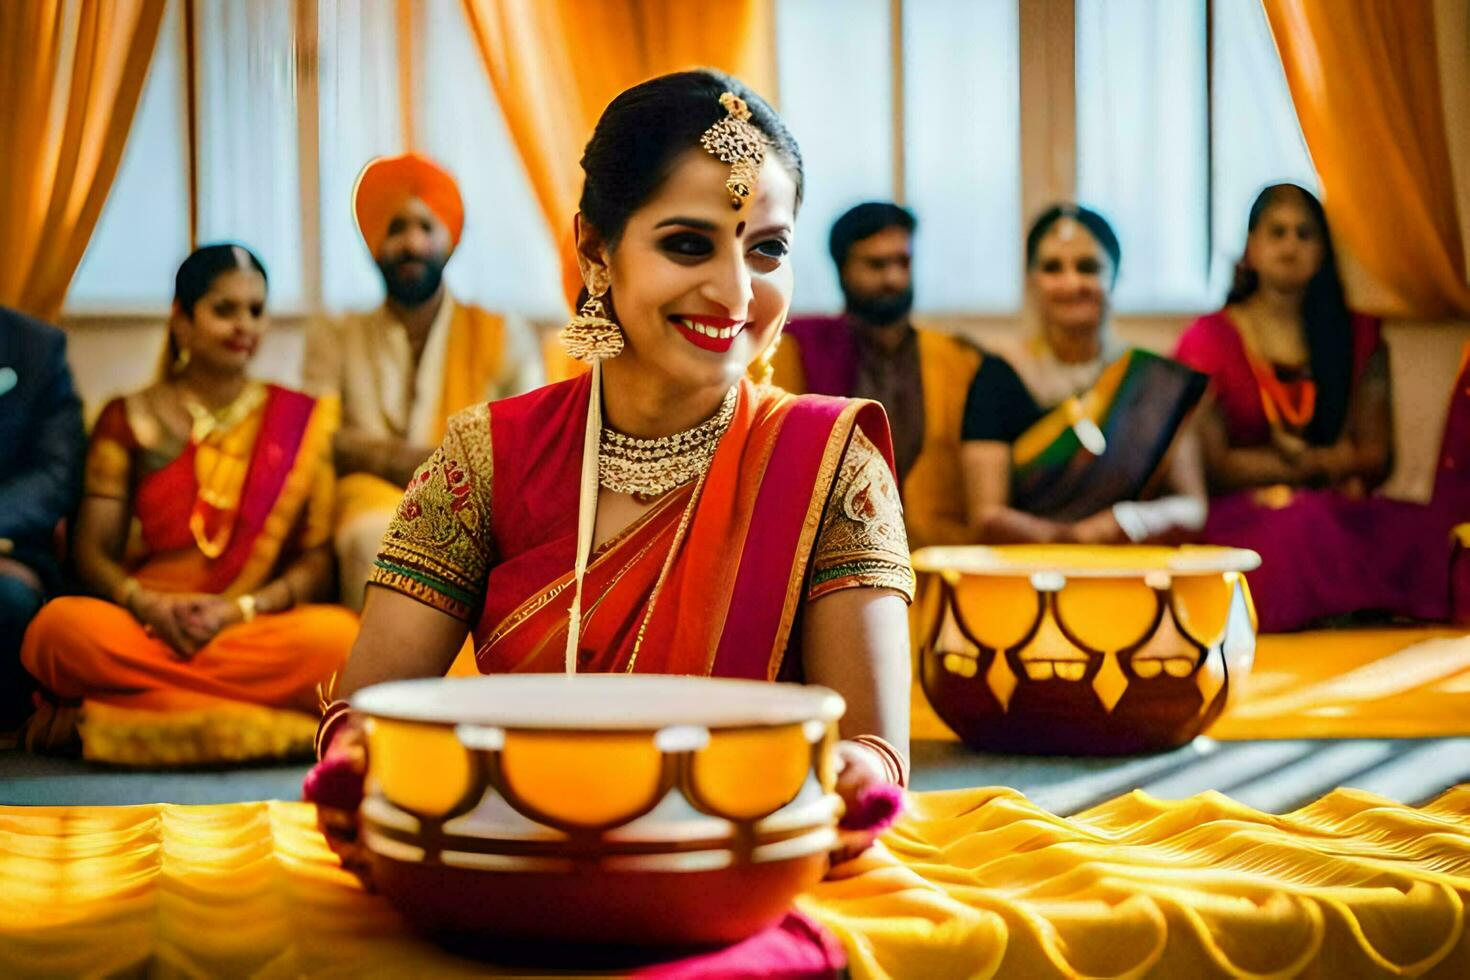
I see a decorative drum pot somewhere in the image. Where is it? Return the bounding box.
[351,674,844,946]
[913,545,1259,755]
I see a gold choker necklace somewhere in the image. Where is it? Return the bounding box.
[599,386,738,502]
[180,380,266,443]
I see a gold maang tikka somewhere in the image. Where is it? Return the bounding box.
[559,275,624,362]
[700,92,769,210]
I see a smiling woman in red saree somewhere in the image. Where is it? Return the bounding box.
[373,371,908,682]
[308,74,915,972]
[311,77,916,937]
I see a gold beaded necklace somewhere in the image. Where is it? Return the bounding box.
[597,385,738,504]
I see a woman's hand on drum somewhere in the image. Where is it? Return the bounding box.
[303,720,374,889]
[830,739,903,865]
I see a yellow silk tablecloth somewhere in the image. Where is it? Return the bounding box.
[5,787,1470,978]
[910,627,1470,743]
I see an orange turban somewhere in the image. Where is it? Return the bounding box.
[352,152,465,256]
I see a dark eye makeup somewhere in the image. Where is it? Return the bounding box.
[658,231,714,259]
[656,230,791,270]
[753,239,789,259]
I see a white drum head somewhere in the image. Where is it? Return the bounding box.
[352,674,845,730]
[912,544,1261,578]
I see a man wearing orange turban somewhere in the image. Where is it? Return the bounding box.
[304,153,544,608]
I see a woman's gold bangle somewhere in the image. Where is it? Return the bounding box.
[236,593,258,623]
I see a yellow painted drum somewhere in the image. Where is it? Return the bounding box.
[913,545,1260,755]
[351,674,844,946]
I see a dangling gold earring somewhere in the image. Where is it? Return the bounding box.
[559,276,624,363]
[174,346,192,373]
[754,347,776,387]
[753,319,785,386]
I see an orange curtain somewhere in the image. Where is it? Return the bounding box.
[458,0,775,309]
[0,0,168,321]
[1264,0,1470,318]
[396,0,418,150]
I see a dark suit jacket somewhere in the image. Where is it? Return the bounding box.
[0,307,85,593]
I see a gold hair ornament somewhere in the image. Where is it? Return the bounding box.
[700,92,769,211]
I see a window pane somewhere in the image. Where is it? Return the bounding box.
[194,0,305,309]
[1209,0,1318,300]
[903,0,1020,312]
[317,0,404,312]
[67,0,189,313]
[1076,0,1208,311]
[777,0,893,314]
[421,0,563,319]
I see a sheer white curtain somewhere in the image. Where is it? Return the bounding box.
[903,0,1020,313]
[193,0,305,309]
[776,0,1019,315]
[421,0,562,320]
[1076,0,1318,312]
[68,0,189,313]
[776,0,894,315]
[1209,0,1318,300]
[68,0,1032,319]
[316,0,403,312]
[315,0,562,317]
[1076,0,1209,312]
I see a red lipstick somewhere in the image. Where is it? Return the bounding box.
[669,314,746,354]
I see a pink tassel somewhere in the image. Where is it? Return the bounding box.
[302,752,365,812]
[838,782,904,833]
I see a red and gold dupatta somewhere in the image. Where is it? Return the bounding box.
[125,385,335,597]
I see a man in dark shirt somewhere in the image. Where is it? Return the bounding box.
[771,202,981,546]
[0,307,85,729]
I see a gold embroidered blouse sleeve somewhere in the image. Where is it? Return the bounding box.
[368,405,495,621]
[83,398,137,500]
[808,427,916,603]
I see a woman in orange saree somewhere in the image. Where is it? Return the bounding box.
[21,245,356,758]
[309,72,914,972]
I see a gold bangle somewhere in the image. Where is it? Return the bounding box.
[849,734,910,789]
[237,593,258,623]
[113,576,141,609]
[315,699,355,760]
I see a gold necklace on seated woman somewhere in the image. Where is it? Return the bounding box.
[178,380,267,443]
[597,384,738,504]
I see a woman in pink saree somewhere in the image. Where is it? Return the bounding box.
[1175,184,1467,632]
